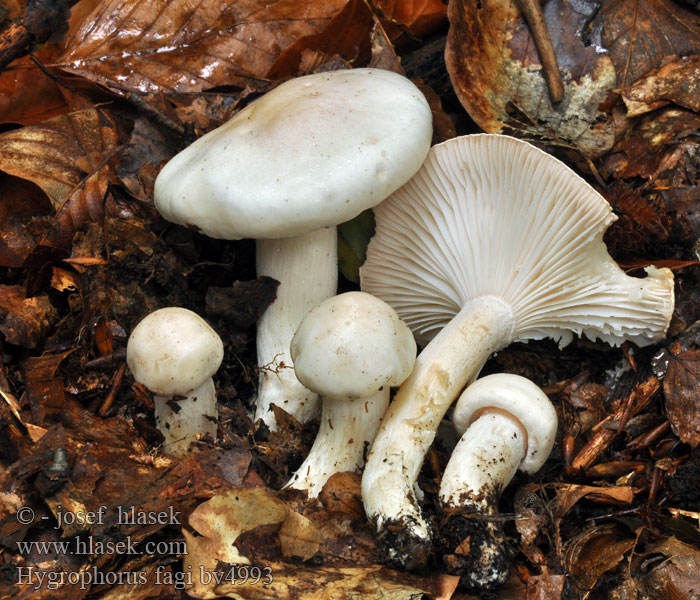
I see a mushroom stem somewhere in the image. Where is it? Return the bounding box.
[286,387,390,498]
[439,412,525,591]
[361,295,514,568]
[255,227,338,429]
[440,411,526,509]
[154,378,217,456]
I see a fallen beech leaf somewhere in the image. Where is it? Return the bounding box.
[621,55,700,117]
[266,0,373,79]
[0,174,53,268]
[554,484,634,516]
[376,0,448,39]
[187,487,287,566]
[564,524,635,595]
[57,0,355,95]
[278,510,321,560]
[0,285,57,348]
[0,108,122,248]
[597,0,700,88]
[663,349,700,447]
[638,537,700,600]
[318,471,364,518]
[445,0,616,157]
[0,47,70,125]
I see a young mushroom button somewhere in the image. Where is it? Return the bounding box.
[439,374,557,591]
[360,133,675,569]
[285,291,416,498]
[153,68,433,431]
[126,307,224,457]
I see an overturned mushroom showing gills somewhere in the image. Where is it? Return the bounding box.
[360,133,675,568]
[126,307,224,456]
[153,68,433,430]
[439,374,557,590]
[286,291,416,498]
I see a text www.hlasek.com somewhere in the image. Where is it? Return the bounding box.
[16,537,187,557]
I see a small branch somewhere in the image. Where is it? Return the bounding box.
[0,0,79,72]
[518,0,565,103]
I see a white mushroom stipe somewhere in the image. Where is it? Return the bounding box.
[360,134,674,569]
[438,374,557,590]
[255,229,337,425]
[126,307,224,456]
[153,68,432,430]
[285,292,416,498]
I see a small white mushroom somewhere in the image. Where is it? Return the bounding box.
[439,374,557,590]
[153,68,433,430]
[360,133,675,568]
[285,292,416,498]
[126,307,223,456]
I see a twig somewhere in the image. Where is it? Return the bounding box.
[518,0,565,103]
[0,0,80,72]
[98,362,127,416]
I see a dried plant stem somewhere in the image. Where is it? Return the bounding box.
[518,0,565,103]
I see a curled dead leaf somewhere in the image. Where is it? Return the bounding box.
[58,0,357,95]
[663,349,700,447]
[445,0,616,157]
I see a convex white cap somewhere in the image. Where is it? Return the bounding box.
[126,307,224,396]
[153,68,433,240]
[452,374,557,474]
[291,291,416,401]
[361,134,675,348]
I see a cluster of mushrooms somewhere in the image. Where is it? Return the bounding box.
[126,68,675,591]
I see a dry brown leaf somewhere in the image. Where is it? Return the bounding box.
[184,487,451,599]
[0,285,57,348]
[598,0,700,88]
[621,55,700,117]
[278,509,321,560]
[266,0,373,79]
[0,47,70,125]
[445,0,617,157]
[564,524,635,596]
[0,108,122,248]
[0,174,53,268]
[554,484,635,516]
[376,0,448,39]
[663,349,700,447]
[637,537,700,600]
[187,487,287,566]
[56,0,354,95]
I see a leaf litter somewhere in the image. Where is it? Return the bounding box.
[0,0,699,598]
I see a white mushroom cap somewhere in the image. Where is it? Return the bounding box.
[126,307,224,396]
[361,134,674,348]
[290,291,416,401]
[452,374,557,474]
[153,68,433,240]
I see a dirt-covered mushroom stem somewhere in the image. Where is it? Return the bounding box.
[438,374,557,591]
[360,134,675,569]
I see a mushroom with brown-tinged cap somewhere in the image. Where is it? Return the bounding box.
[126,307,224,456]
[439,373,557,590]
[153,68,433,430]
[285,291,416,498]
[360,133,674,568]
